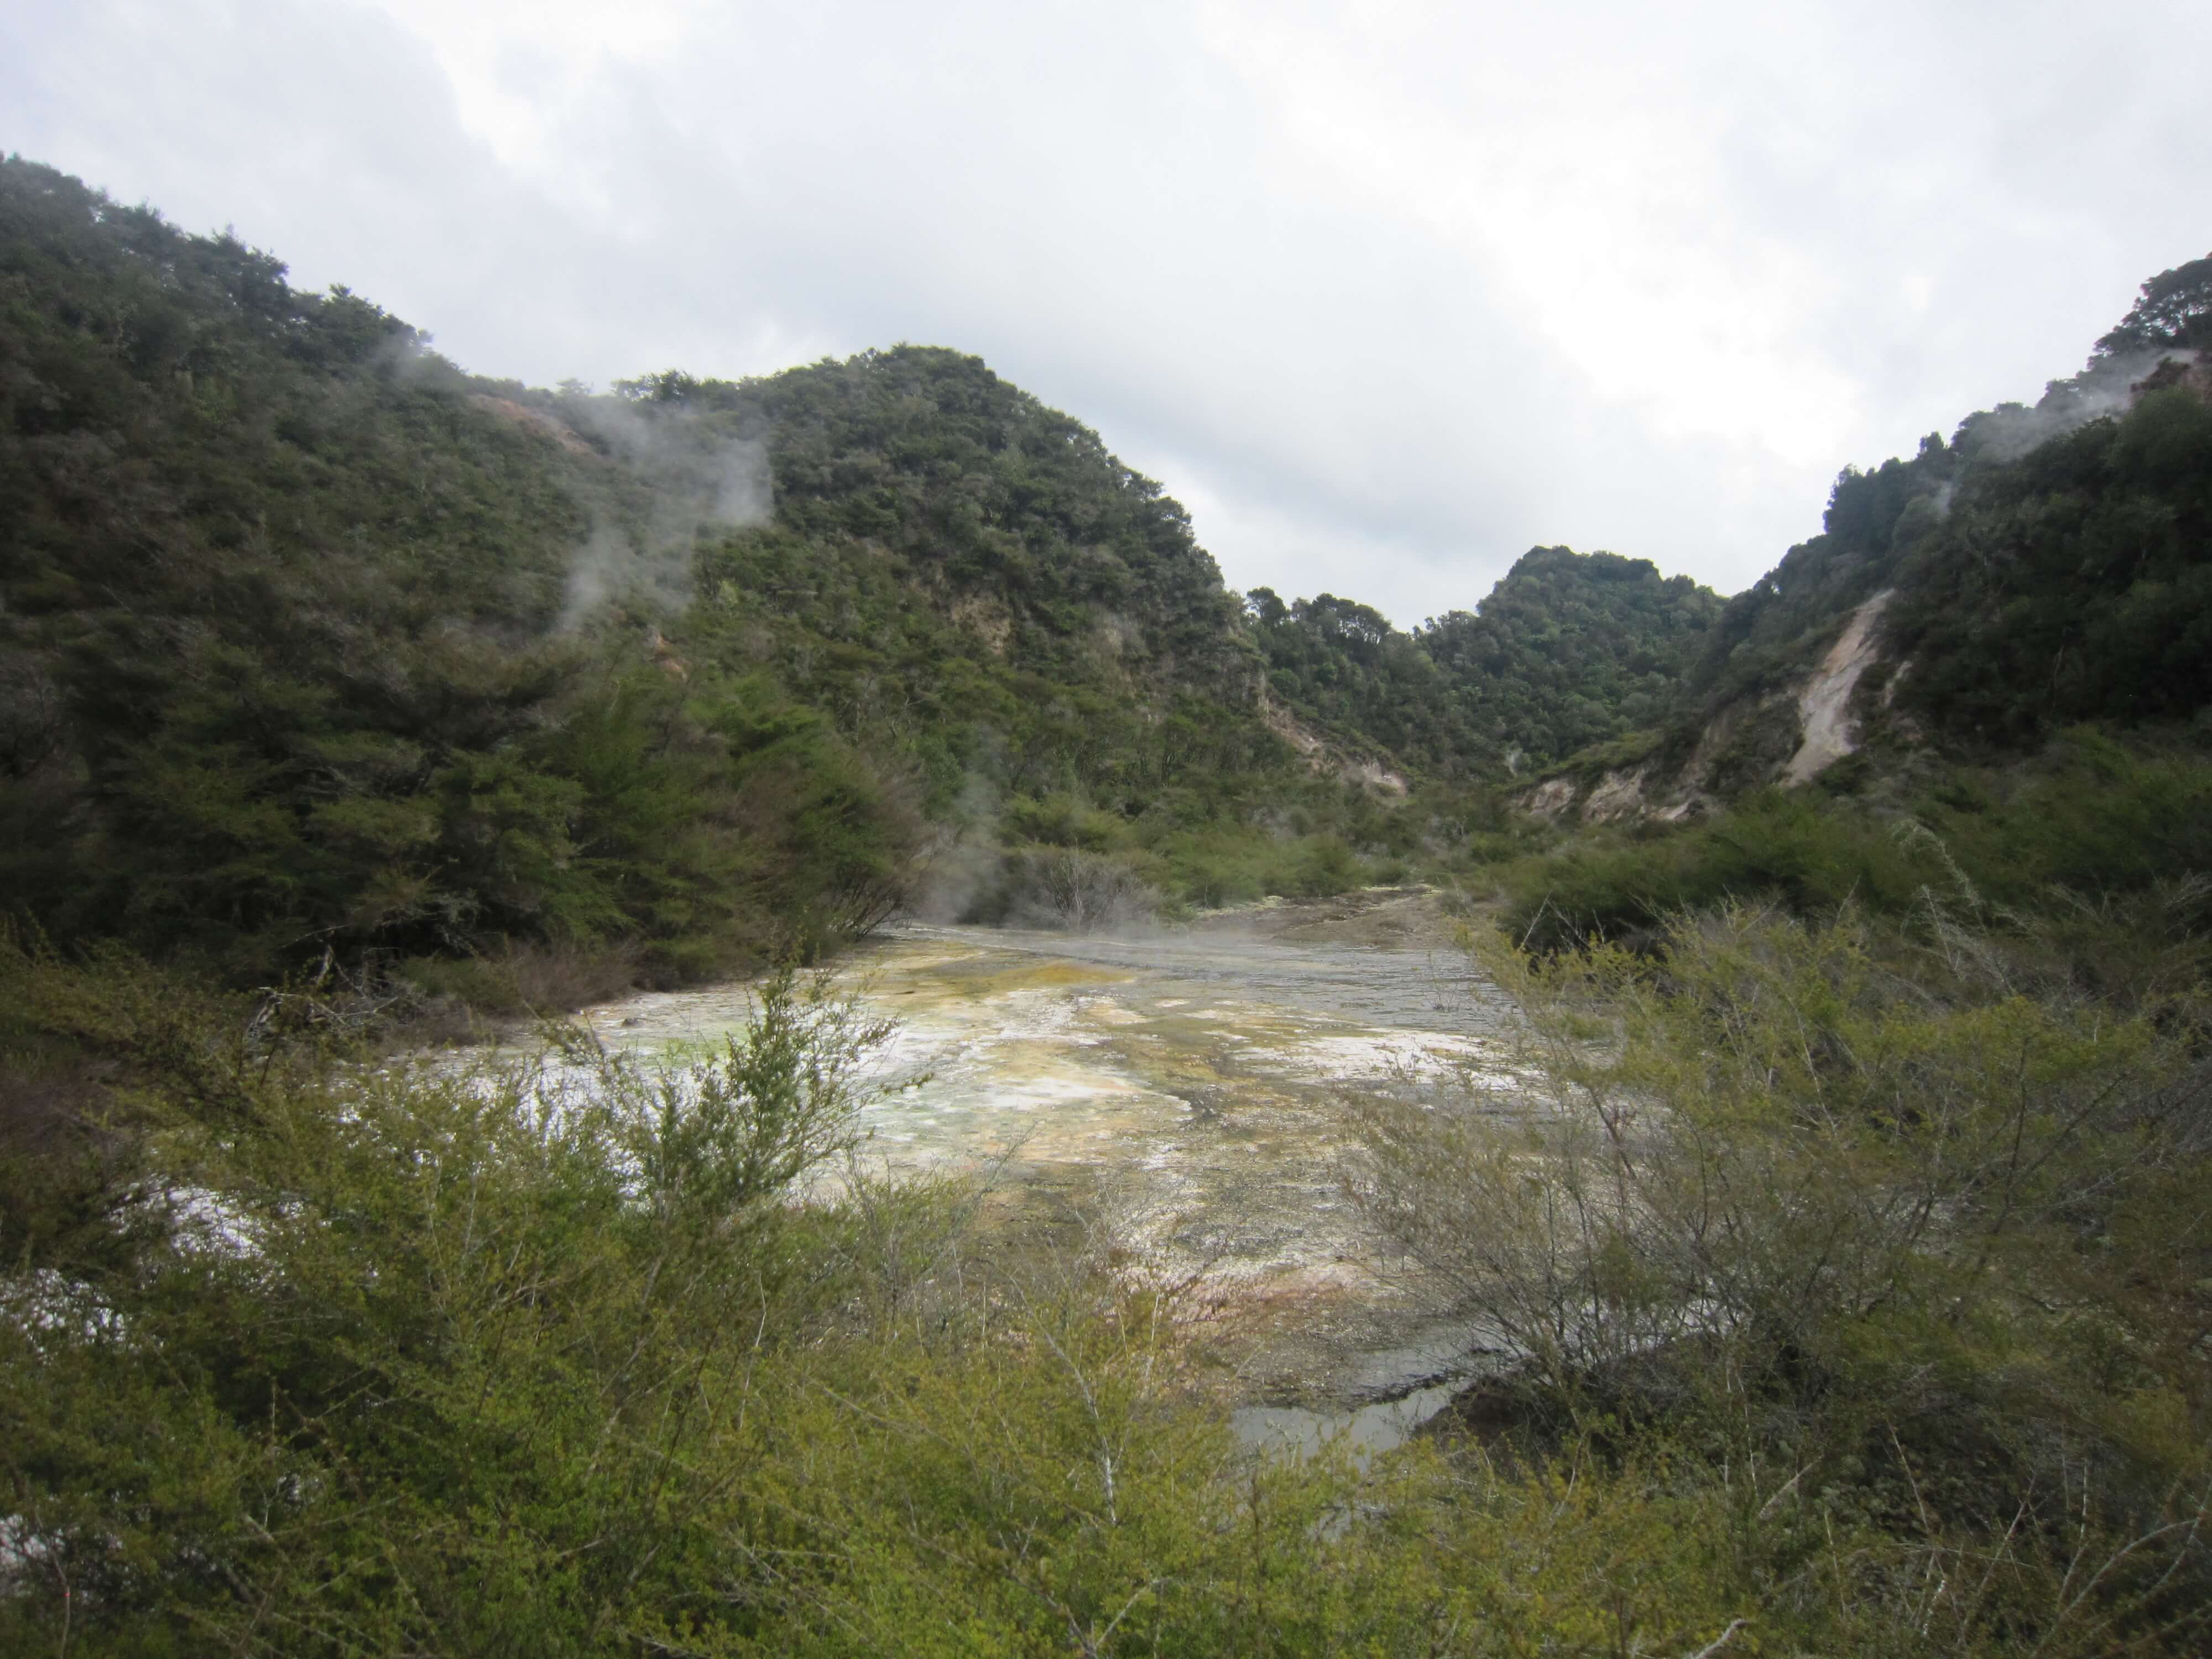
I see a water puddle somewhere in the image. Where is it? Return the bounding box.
[1231,1382,1462,1462]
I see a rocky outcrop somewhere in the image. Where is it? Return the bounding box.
[1519,759,1709,826]
[1520,777,1579,822]
[1579,768,1650,823]
[1258,688,1328,769]
[950,594,1014,656]
[1782,590,1892,784]
[1340,758,1410,798]
[1253,688,1407,795]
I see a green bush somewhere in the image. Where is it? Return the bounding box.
[1496,732,2212,954]
[964,843,1161,930]
[7,908,2209,1653]
[1352,901,2212,1651]
[1001,791,1135,854]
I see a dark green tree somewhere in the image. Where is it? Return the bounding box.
[2095,251,2212,356]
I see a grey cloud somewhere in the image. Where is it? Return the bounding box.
[6,0,2209,625]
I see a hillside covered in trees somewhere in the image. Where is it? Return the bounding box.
[0,159,945,992]
[1246,549,1723,776]
[0,159,1298,990]
[1478,255,2212,955]
[614,353,1312,837]
[1677,253,2212,759]
[1,156,1734,989]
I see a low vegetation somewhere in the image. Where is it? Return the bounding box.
[1486,729,2212,956]
[1352,893,2210,1656]
[7,828,2209,1653]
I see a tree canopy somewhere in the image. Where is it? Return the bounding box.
[1248,549,1723,775]
[0,158,918,985]
[2096,251,2212,356]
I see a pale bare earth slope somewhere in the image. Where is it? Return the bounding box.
[1782,590,1892,785]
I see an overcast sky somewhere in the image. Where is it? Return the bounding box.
[8,1,2208,622]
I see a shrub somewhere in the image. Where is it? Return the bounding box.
[968,844,1161,930]
[1350,902,2212,1648]
[1494,732,2212,957]
[0,956,897,1654]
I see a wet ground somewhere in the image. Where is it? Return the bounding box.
[573,888,1529,1438]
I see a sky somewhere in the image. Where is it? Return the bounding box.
[7,0,2208,623]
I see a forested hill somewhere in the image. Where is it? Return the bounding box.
[611,354,1273,800]
[1,153,1752,988]
[1670,253,2212,779]
[0,157,1322,986]
[1246,547,1724,775]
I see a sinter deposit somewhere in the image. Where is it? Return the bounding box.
[572,890,1525,1448]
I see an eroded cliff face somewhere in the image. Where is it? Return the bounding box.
[1516,589,1902,827]
[1782,591,1893,785]
[1255,685,1410,795]
[1517,758,1700,828]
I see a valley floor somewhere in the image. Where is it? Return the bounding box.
[563,891,1513,1414]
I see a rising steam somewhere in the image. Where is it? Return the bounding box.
[554,394,770,629]
[1960,346,2198,466]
